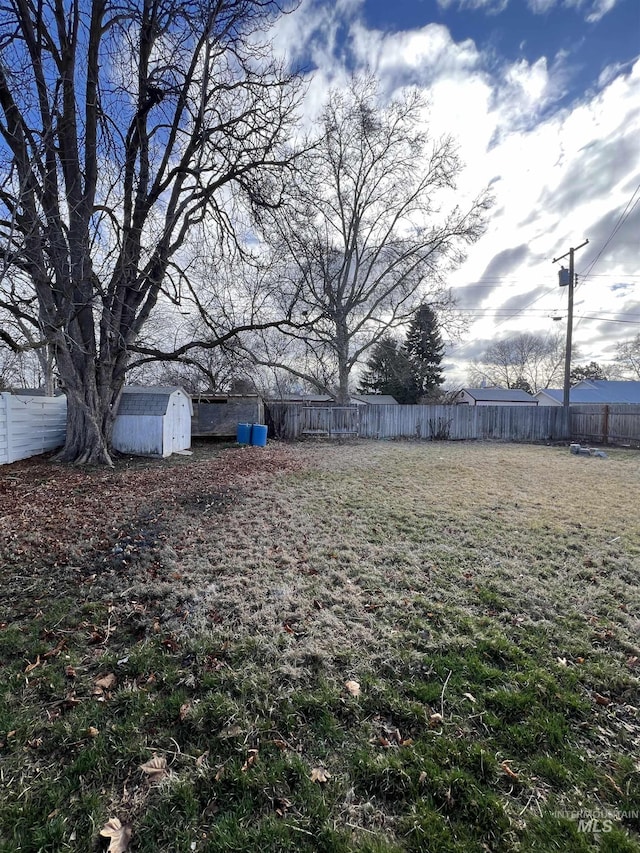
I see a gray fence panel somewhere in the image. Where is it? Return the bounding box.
[571,404,640,447]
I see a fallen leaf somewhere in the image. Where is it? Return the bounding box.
[214,765,225,782]
[344,680,361,697]
[241,748,258,772]
[203,797,219,816]
[65,666,77,678]
[429,712,443,727]
[274,796,292,817]
[593,692,612,707]
[87,629,106,645]
[557,657,568,667]
[87,726,99,738]
[99,817,132,852]
[24,655,41,674]
[43,639,66,658]
[95,673,117,690]
[310,766,331,784]
[179,702,191,721]
[161,636,180,653]
[462,692,476,704]
[501,761,519,781]
[626,656,638,669]
[195,751,209,768]
[418,771,427,784]
[140,755,169,782]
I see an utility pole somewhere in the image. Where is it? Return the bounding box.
[553,239,589,411]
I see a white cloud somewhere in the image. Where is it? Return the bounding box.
[437,0,622,21]
[527,0,557,12]
[437,0,508,12]
[271,0,640,379]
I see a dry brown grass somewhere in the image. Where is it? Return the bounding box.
[162,441,640,679]
[2,439,639,852]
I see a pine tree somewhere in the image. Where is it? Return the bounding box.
[404,304,445,402]
[358,336,414,403]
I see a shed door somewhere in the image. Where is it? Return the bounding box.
[165,394,191,453]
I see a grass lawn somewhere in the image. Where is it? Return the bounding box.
[1,439,639,852]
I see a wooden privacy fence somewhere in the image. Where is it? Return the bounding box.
[266,403,569,443]
[571,404,640,447]
[0,392,67,464]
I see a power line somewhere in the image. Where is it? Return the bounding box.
[573,314,640,325]
[578,182,640,284]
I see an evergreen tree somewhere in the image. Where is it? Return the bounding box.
[358,336,414,402]
[404,304,445,402]
[570,361,608,385]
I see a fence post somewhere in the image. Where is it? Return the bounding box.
[603,405,609,445]
[4,393,14,463]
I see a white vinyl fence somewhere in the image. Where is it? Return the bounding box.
[0,392,67,464]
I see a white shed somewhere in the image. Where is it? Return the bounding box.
[112,386,192,457]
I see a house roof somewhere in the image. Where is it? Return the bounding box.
[267,394,334,403]
[118,386,192,416]
[536,381,640,405]
[351,394,399,405]
[460,387,536,402]
[534,389,565,404]
[576,380,640,404]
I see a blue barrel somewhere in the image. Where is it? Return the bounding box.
[236,423,252,445]
[250,424,268,447]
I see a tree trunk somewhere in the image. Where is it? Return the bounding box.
[335,316,351,404]
[58,390,113,465]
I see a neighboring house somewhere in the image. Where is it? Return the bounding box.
[350,394,399,406]
[112,386,192,457]
[453,388,538,406]
[535,380,640,406]
[267,394,334,405]
[266,393,399,406]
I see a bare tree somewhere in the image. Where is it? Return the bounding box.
[252,77,490,402]
[616,334,640,380]
[469,332,566,393]
[0,0,301,463]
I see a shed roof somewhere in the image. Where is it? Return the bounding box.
[117,386,192,416]
[461,388,536,402]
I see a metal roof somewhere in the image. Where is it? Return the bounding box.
[539,381,640,405]
[461,388,536,402]
[117,386,192,416]
[351,394,399,405]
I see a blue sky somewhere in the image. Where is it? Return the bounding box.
[364,0,639,103]
[273,0,640,384]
